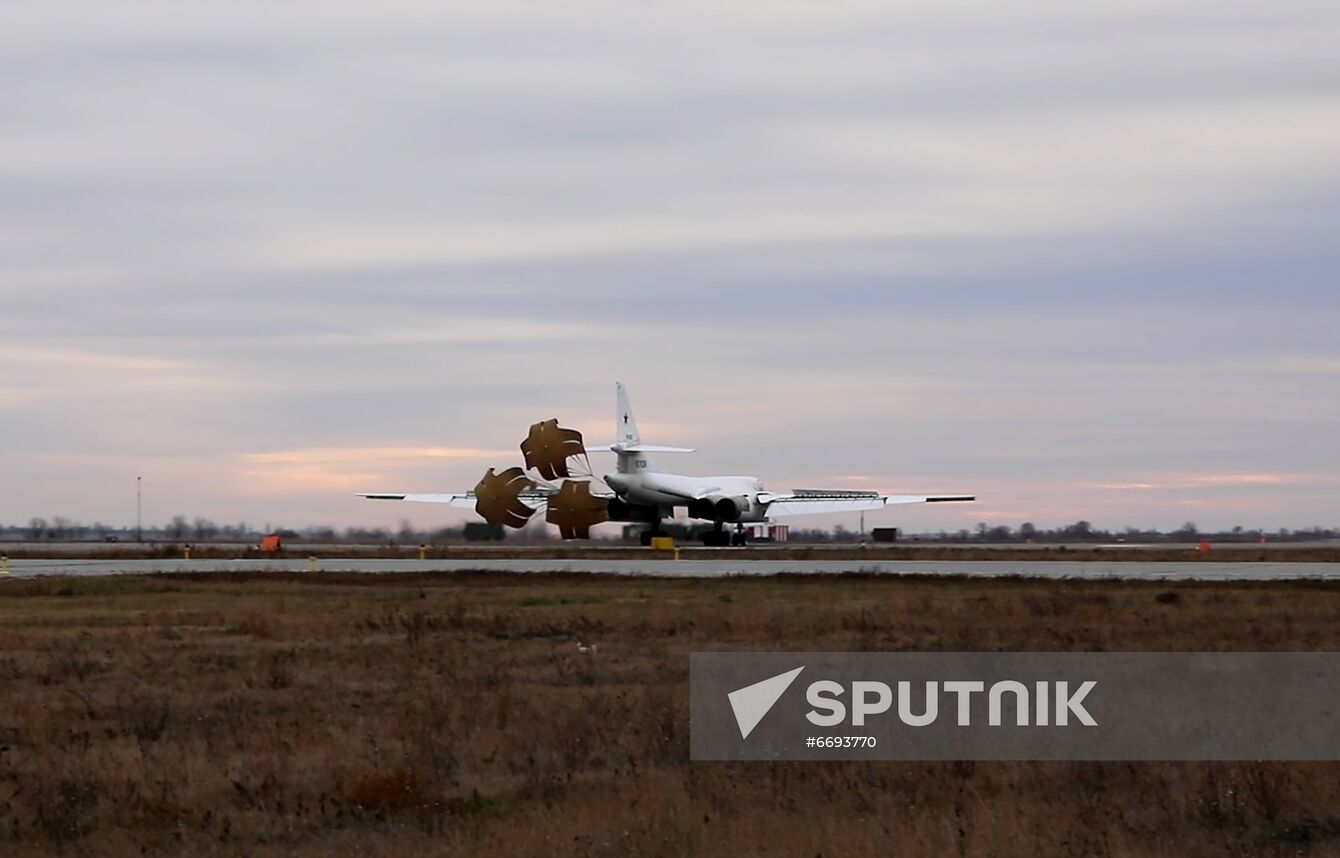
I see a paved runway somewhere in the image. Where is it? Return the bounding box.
[3,557,1340,581]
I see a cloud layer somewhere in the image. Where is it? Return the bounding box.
[2,1,1338,532]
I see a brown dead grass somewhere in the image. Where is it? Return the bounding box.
[2,572,1340,856]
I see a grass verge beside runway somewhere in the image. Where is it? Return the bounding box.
[3,572,1340,856]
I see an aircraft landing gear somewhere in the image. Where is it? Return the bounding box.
[703,522,748,547]
[702,521,731,547]
[639,521,663,547]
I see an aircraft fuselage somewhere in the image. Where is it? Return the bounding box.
[603,471,770,523]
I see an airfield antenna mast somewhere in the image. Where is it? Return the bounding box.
[136,476,142,543]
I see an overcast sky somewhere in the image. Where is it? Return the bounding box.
[2,1,1338,534]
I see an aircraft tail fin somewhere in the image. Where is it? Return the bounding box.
[610,383,694,472]
[616,382,641,447]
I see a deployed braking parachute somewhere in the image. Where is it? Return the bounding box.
[470,420,610,538]
[473,467,537,529]
[521,418,589,481]
[545,479,610,539]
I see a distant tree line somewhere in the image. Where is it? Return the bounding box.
[2,517,259,542]
[1,517,1336,545]
[747,521,1339,545]
[857,521,1340,545]
[0,517,551,545]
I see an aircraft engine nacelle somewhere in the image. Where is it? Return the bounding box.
[686,498,714,521]
[688,495,761,523]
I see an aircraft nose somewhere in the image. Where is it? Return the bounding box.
[604,473,629,492]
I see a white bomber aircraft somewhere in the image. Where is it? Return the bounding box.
[359,383,974,546]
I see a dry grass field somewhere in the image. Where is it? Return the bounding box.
[3,571,1340,856]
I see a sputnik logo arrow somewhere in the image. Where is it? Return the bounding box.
[728,666,805,739]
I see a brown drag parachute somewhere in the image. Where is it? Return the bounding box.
[545,480,610,540]
[521,419,589,481]
[473,467,536,529]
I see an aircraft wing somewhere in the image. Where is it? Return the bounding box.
[357,482,618,511]
[358,492,475,507]
[763,491,975,517]
[356,491,552,510]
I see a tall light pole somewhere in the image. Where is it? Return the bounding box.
[136,476,142,543]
